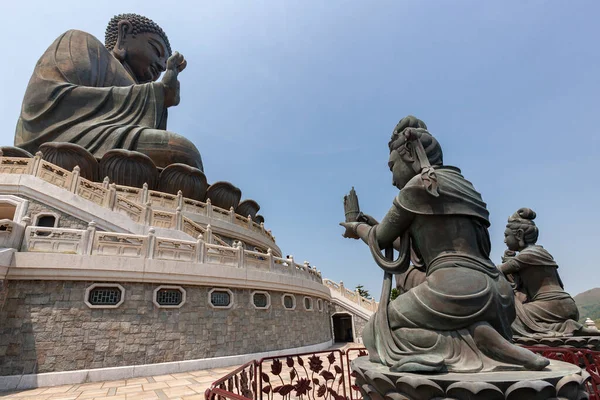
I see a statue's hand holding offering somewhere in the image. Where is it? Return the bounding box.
[501,249,516,263]
[340,222,361,240]
[162,51,187,107]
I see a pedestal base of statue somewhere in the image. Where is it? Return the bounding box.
[514,335,600,351]
[351,356,589,400]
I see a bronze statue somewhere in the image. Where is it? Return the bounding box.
[14,13,203,171]
[340,116,548,373]
[498,208,600,338]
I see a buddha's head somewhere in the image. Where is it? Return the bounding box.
[505,208,539,251]
[105,13,172,83]
[388,116,443,190]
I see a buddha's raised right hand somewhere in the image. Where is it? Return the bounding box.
[162,51,187,107]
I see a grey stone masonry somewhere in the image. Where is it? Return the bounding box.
[24,197,88,230]
[0,280,332,376]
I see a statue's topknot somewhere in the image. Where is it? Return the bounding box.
[105,13,172,56]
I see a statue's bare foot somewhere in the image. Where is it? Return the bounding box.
[470,322,549,371]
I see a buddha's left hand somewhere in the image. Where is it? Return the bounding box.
[339,222,360,240]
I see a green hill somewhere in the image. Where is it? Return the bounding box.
[573,288,600,323]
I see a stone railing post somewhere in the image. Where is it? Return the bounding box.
[29,151,43,175]
[260,222,265,233]
[229,207,235,223]
[175,206,183,230]
[236,241,244,268]
[247,215,252,229]
[288,255,295,275]
[147,227,156,259]
[176,190,183,209]
[141,183,149,203]
[205,224,213,244]
[339,281,345,298]
[267,248,274,270]
[70,166,80,193]
[196,234,205,263]
[83,221,97,255]
[104,183,117,209]
[206,198,213,218]
[355,289,362,305]
[21,216,31,228]
[102,176,110,189]
[303,261,310,275]
[144,202,153,225]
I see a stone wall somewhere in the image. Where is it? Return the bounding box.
[24,198,88,230]
[0,280,332,376]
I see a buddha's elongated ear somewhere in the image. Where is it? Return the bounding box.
[113,20,133,61]
[515,229,525,247]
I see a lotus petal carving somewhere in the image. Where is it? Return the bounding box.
[0,146,33,158]
[236,199,260,219]
[100,149,158,189]
[206,181,241,210]
[39,142,99,181]
[158,163,208,201]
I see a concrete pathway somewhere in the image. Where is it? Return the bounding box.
[1,343,357,400]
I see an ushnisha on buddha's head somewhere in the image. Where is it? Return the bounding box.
[504,208,539,251]
[105,13,172,83]
[387,116,443,191]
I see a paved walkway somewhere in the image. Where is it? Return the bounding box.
[1,343,356,400]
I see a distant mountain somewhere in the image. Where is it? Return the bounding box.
[574,288,600,323]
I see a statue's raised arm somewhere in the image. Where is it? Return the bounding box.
[14,13,203,170]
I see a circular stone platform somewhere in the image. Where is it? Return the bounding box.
[352,356,589,400]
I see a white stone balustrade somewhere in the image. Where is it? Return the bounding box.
[17,224,322,283]
[0,154,276,244]
[323,278,379,312]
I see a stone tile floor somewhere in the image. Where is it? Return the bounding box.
[1,343,357,400]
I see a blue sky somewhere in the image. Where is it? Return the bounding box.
[1,1,598,300]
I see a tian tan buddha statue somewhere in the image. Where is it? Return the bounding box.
[498,208,600,338]
[14,13,203,171]
[340,116,549,373]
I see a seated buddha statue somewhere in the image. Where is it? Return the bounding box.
[14,13,203,171]
[498,208,599,338]
[340,116,548,373]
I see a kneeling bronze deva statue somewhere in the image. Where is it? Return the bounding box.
[341,116,549,373]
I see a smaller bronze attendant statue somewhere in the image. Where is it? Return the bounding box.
[498,208,600,338]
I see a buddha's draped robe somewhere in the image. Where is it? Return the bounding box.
[506,245,583,338]
[15,30,168,160]
[364,167,517,372]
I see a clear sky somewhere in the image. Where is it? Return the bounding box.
[1,1,598,300]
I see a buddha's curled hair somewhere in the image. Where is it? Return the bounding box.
[388,115,443,166]
[507,208,539,244]
[105,13,172,56]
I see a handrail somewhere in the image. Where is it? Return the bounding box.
[0,153,277,244]
[17,224,322,283]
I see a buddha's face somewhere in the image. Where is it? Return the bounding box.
[122,32,168,83]
[388,149,415,190]
[504,228,523,251]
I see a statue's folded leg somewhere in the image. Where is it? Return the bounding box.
[134,129,203,170]
[469,321,549,370]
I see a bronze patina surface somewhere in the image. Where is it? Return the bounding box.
[341,116,549,373]
[498,208,600,339]
[15,14,203,171]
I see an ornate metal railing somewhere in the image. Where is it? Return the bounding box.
[206,346,600,400]
[205,361,257,400]
[524,346,600,399]
[206,350,350,400]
